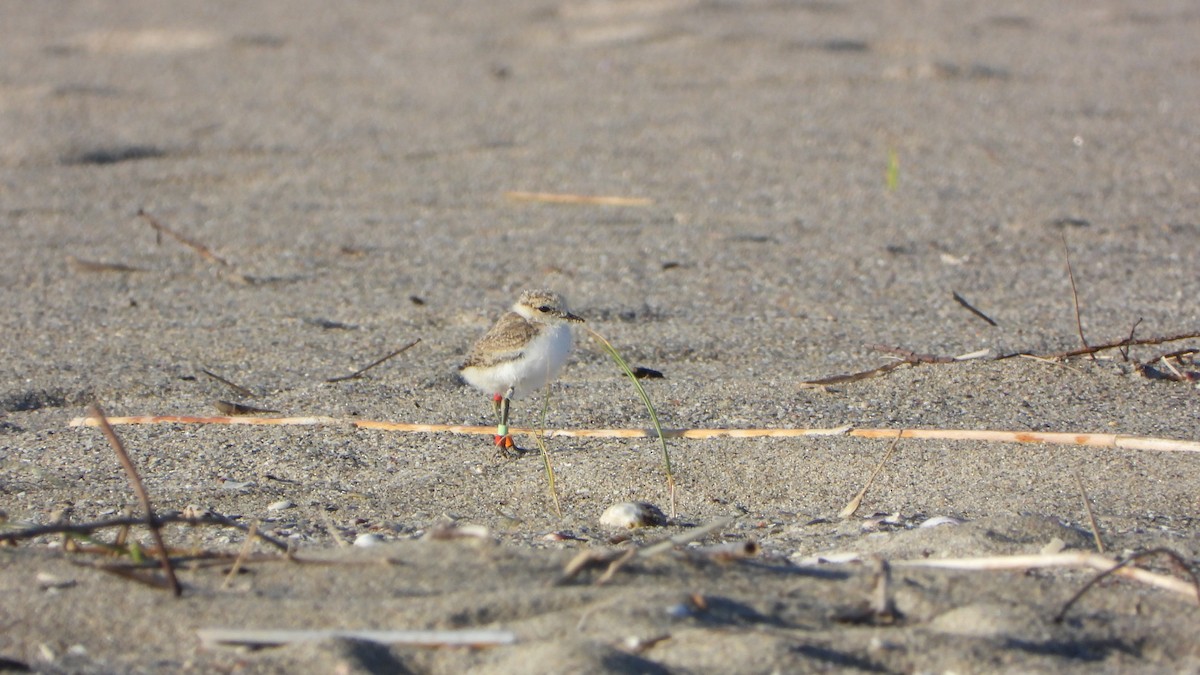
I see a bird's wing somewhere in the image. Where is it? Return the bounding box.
[459,312,538,369]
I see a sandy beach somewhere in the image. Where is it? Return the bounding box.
[2,1,1199,672]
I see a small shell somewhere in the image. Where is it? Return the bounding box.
[1040,537,1066,555]
[791,550,862,566]
[918,515,963,529]
[599,502,667,529]
[353,533,383,548]
[266,500,293,512]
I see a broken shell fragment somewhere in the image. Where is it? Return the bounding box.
[599,502,667,529]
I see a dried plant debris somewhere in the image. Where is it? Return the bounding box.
[65,256,146,273]
[326,338,421,382]
[213,400,281,416]
[951,291,998,326]
[201,369,255,397]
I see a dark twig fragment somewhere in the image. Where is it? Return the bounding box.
[952,291,998,326]
[803,361,908,386]
[1118,318,1142,362]
[0,513,289,552]
[66,256,146,273]
[996,331,1200,361]
[326,338,421,382]
[201,368,255,398]
[138,208,229,267]
[1061,234,1091,358]
[213,400,281,416]
[868,345,956,363]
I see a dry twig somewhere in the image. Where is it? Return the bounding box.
[67,416,1200,454]
[197,628,517,649]
[138,208,229,266]
[326,338,421,382]
[996,331,1200,361]
[839,431,904,519]
[0,513,290,553]
[1053,548,1200,622]
[223,521,259,588]
[87,403,181,596]
[952,291,998,326]
[504,191,653,206]
[1074,470,1105,553]
[1061,233,1091,356]
[202,368,255,397]
[213,400,280,416]
[558,517,733,586]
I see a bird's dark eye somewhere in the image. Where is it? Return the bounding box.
[538,305,553,313]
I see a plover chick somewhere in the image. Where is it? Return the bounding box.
[459,289,584,450]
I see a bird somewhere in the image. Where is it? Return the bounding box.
[459,289,584,450]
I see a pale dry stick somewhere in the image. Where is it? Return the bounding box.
[1158,356,1187,381]
[222,521,259,589]
[68,416,1200,454]
[1073,470,1105,553]
[322,513,350,548]
[70,415,343,427]
[114,506,132,549]
[504,191,653,206]
[891,552,1200,601]
[87,403,181,596]
[558,517,733,586]
[593,548,639,586]
[197,628,517,649]
[1053,548,1200,622]
[635,516,733,559]
[839,431,904,519]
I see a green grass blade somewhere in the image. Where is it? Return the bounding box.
[534,384,563,518]
[587,328,676,516]
[886,147,900,192]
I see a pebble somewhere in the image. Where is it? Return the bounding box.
[267,500,294,512]
[790,550,861,566]
[1040,537,1066,555]
[353,533,383,547]
[599,502,667,529]
[36,573,76,590]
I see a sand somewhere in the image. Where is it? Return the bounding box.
[2,0,1199,672]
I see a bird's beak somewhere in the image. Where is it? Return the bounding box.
[562,311,585,323]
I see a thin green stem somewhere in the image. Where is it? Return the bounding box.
[535,384,562,518]
[587,328,676,516]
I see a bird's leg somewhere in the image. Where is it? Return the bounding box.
[491,393,503,425]
[494,387,515,450]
